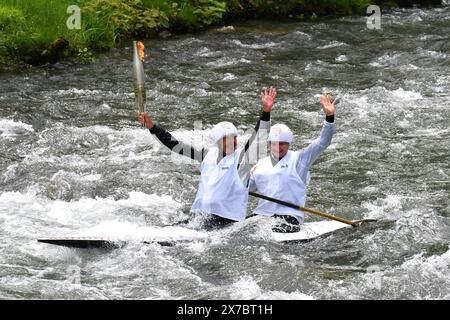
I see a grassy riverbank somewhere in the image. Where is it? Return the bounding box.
[0,0,444,71]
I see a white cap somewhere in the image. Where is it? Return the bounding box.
[269,124,293,143]
[210,121,238,143]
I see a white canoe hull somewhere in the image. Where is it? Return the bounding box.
[38,220,351,248]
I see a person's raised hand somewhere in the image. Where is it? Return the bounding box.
[261,86,277,113]
[320,94,336,116]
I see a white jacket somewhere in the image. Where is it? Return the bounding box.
[191,148,248,221]
[249,121,335,221]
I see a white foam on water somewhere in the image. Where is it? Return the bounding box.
[20,124,163,170]
[0,275,110,299]
[417,48,448,59]
[0,187,210,300]
[362,194,414,220]
[369,52,405,67]
[231,39,278,49]
[193,88,210,97]
[361,249,450,299]
[229,276,314,300]
[259,290,314,300]
[194,47,211,57]
[245,216,276,242]
[0,118,34,139]
[175,37,204,48]
[401,250,450,283]
[77,220,208,242]
[383,9,430,25]
[183,241,207,253]
[391,88,423,100]
[229,90,246,96]
[317,41,347,49]
[360,194,443,262]
[335,55,349,62]
[304,60,329,72]
[215,26,235,33]
[291,30,312,40]
[54,88,131,98]
[0,189,184,235]
[342,86,425,123]
[50,170,102,183]
[0,190,72,239]
[360,186,379,194]
[352,86,424,105]
[413,128,449,137]
[55,88,102,96]
[401,64,419,71]
[222,73,237,81]
[390,142,408,153]
[205,57,241,68]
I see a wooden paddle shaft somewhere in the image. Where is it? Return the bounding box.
[249,192,355,226]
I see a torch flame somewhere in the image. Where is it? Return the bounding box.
[137,41,145,62]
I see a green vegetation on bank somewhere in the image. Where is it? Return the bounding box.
[0,0,444,71]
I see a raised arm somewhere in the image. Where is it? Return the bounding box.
[296,94,336,172]
[138,112,207,162]
[238,87,277,183]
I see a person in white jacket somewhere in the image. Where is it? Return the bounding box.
[249,94,336,232]
[138,87,277,229]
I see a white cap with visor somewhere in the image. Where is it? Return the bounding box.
[268,124,293,143]
[210,121,238,143]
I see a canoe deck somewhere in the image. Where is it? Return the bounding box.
[271,220,351,242]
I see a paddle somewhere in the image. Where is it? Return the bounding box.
[249,191,376,227]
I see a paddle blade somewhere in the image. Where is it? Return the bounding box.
[350,219,378,227]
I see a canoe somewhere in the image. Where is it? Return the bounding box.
[37,220,350,249]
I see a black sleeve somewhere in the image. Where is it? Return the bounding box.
[237,111,270,167]
[149,124,207,162]
[325,114,335,123]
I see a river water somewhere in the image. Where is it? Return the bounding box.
[0,7,449,300]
